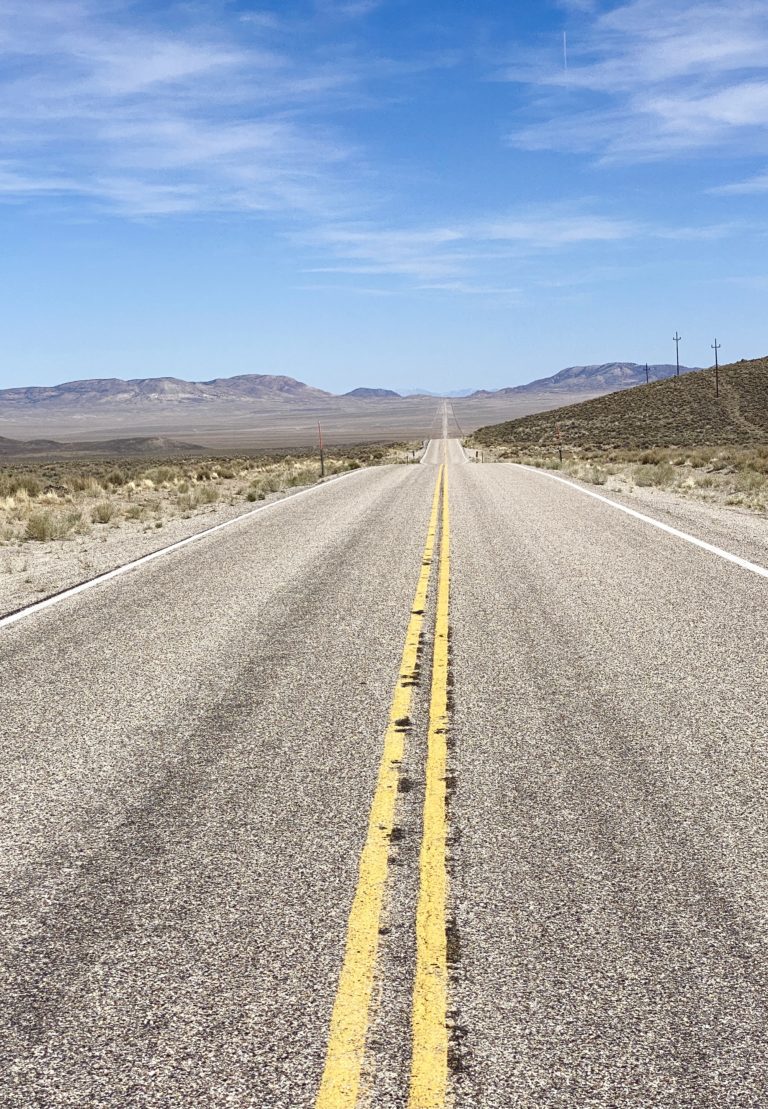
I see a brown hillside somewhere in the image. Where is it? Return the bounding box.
[474,357,768,449]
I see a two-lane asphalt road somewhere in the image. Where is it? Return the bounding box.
[1,440,766,1107]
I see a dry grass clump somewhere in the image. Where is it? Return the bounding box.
[0,442,408,546]
[91,502,116,524]
[633,461,676,487]
[25,509,85,542]
[0,474,43,498]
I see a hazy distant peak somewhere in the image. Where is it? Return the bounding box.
[472,362,702,398]
[397,387,476,397]
[343,387,401,398]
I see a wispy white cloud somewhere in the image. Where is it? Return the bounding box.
[415,280,523,298]
[0,0,753,305]
[305,225,467,278]
[310,0,383,19]
[300,207,733,285]
[505,0,768,162]
[712,168,768,193]
[315,0,385,17]
[477,213,637,244]
[0,0,370,217]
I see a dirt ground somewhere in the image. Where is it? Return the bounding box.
[0,446,410,615]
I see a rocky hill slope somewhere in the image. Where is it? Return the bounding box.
[474,357,768,449]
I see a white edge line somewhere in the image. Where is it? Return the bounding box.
[0,468,366,632]
[513,463,768,581]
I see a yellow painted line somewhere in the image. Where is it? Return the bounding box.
[409,464,451,1108]
[315,464,445,1109]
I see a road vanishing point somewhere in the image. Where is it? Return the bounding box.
[1,436,767,1108]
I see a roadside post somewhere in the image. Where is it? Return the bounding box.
[555,423,563,464]
[673,332,682,377]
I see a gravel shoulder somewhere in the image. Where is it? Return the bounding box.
[509,461,768,570]
[0,478,336,616]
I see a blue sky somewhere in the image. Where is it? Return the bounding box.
[1,0,767,393]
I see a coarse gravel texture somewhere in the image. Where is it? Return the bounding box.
[511,462,768,571]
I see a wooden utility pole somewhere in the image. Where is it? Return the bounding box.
[645,363,650,384]
[712,339,721,397]
[673,332,681,377]
[317,420,325,478]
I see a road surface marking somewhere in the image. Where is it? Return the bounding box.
[0,469,365,632]
[516,465,768,580]
[409,463,450,1108]
[315,465,444,1109]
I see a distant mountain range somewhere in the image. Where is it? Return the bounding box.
[471,362,701,398]
[0,359,704,441]
[0,374,331,409]
[0,365,704,414]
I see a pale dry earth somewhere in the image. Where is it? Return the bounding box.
[0,392,594,449]
[0,477,341,617]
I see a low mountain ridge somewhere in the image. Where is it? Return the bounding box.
[474,357,768,449]
[0,434,204,456]
[0,374,332,409]
[343,387,401,398]
[202,375,331,400]
[472,362,700,399]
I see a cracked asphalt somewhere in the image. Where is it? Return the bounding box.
[1,443,767,1107]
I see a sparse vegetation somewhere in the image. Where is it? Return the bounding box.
[0,442,412,547]
[474,356,768,450]
[479,443,768,514]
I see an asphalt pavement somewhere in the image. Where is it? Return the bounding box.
[1,441,766,1108]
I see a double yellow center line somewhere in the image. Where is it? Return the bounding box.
[315,463,451,1109]
[410,463,451,1108]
